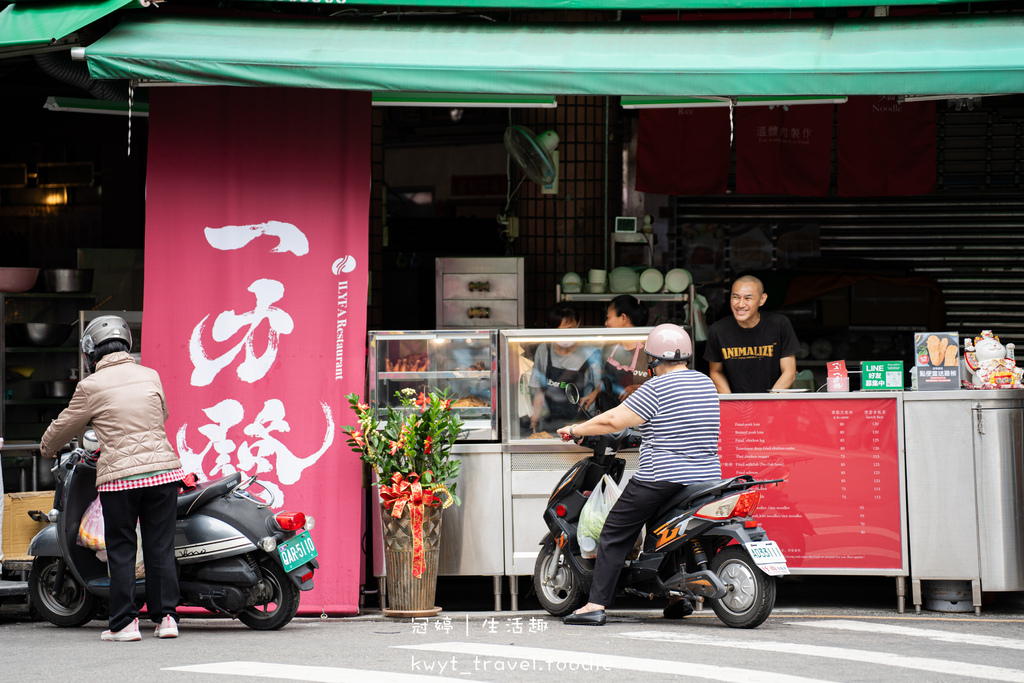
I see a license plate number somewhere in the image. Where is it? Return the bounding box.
[744,540,790,576]
[278,532,318,572]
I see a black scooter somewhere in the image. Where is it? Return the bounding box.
[533,387,787,628]
[27,431,318,630]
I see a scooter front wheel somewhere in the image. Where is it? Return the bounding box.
[238,557,300,630]
[28,557,100,628]
[533,539,586,617]
[708,546,776,629]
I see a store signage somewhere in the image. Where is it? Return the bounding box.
[862,361,904,391]
[913,332,960,391]
[719,398,904,572]
[142,87,370,615]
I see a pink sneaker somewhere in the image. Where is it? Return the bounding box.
[101,618,141,642]
[155,615,178,639]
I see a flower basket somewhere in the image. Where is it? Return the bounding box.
[344,389,462,617]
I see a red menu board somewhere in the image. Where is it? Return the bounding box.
[719,398,904,572]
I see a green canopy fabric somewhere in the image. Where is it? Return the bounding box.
[227,0,1003,8]
[0,0,136,54]
[82,13,1024,96]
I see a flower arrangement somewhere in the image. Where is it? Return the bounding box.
[343,387,463,506]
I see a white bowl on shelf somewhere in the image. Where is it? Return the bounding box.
[608,267,639,293]
[561,272,583,293]
[639,268,663,293]
[665,268,692,293]
[587,282,606,294]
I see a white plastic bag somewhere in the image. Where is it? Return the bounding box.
[577,474,622,559]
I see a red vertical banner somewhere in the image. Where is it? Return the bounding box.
[838,96,936,196]
[635,107,731,195]
[736,105,833,196]
[144,87,371,614]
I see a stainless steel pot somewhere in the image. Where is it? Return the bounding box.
[10,322,74,347]
[42,268,93,293]
[44,380,78,399]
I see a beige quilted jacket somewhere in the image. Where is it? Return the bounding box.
[41,352,182,486]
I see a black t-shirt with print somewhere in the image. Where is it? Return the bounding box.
[703,311,801,393]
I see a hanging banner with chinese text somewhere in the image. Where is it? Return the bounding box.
[635,107,730,196]
[736,104,832,196]
[838,96,936,197]
[144,87,371,615]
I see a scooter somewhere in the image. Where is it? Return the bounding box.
[27,431,318,630]
[533,386,788,629]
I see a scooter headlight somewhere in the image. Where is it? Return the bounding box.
[258,536,278,552]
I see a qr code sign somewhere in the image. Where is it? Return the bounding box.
[885,371,901,386]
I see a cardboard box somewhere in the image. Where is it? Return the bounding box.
[2,491,53,560]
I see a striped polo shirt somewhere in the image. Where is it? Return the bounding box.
[623,368,721,484]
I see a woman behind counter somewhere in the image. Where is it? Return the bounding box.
[528,304,601,437]
[581,295,649,413]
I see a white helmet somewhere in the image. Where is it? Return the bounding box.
[81,315,132,362]
[645,323,692,369]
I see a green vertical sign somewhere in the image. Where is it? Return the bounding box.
[862,361,904,390]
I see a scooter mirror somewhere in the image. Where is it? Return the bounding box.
[564,383,580,405]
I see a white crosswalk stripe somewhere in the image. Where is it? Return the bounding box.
[788,619,1024,650]
[395,641,834,683]
[618,629,1024,682]
[164,661,467,682]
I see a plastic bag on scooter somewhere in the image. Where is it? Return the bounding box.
[78,497,146,578]
[78,497,106,551]
[577,474,622,559]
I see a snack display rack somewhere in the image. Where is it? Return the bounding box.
[367,329,499,441]
[367,329,504,603]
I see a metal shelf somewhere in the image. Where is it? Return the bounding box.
[377,370,491,380]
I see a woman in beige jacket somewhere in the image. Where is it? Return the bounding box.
[42,316,184,642]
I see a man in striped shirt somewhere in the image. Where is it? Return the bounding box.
[557,324,721,626]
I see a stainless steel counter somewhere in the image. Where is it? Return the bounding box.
[903,389,1024,613]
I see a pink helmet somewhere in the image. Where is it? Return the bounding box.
[645,323,692,363]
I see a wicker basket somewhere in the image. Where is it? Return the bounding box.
[380,502,443,616]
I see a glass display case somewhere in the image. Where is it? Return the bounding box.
[368,330,499,441]
[500,326,655,442]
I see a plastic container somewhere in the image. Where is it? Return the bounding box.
[664,268,692,293]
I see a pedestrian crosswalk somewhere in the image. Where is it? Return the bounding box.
[618,629,1024,682]
[162,616,1024,682]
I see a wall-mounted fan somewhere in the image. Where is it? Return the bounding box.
[504,124,559,186]
[499,125,559,243]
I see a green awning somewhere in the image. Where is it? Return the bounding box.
[82,13,1024,97]
[0,0,137,56]
[228,0,1002,7]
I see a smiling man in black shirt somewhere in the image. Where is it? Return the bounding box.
[704,275,801,394]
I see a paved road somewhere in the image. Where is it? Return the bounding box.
[2,577,1023,683]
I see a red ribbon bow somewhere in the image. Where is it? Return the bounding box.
[380,472,441,578]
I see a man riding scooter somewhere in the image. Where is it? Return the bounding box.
[41,315,184,642]
[556,323,720,626]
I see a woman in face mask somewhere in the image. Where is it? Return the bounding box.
[528,304,602,436]
[580,295,649,413]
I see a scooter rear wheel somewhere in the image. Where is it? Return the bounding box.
[533,539,586,617]
[238,557,300,630]
[708,546,775,628]
[28,557,100,628]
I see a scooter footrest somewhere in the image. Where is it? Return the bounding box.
[683,570,727,599]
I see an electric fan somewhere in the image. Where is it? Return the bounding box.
[503,125,559,185]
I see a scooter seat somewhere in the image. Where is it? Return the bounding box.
[177,472,243,517]
[655,479,729,518]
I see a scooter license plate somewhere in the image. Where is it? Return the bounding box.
[278,532,318,572]
[743,540,790,577]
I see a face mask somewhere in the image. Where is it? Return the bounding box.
[556,340,576,349]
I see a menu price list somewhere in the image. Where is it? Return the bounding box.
[719,398,902,571]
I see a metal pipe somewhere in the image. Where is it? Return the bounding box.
[603,96,609,272]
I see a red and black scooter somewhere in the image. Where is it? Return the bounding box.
[532,386,788,629]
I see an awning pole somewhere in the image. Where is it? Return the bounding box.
[603,96,609,272]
